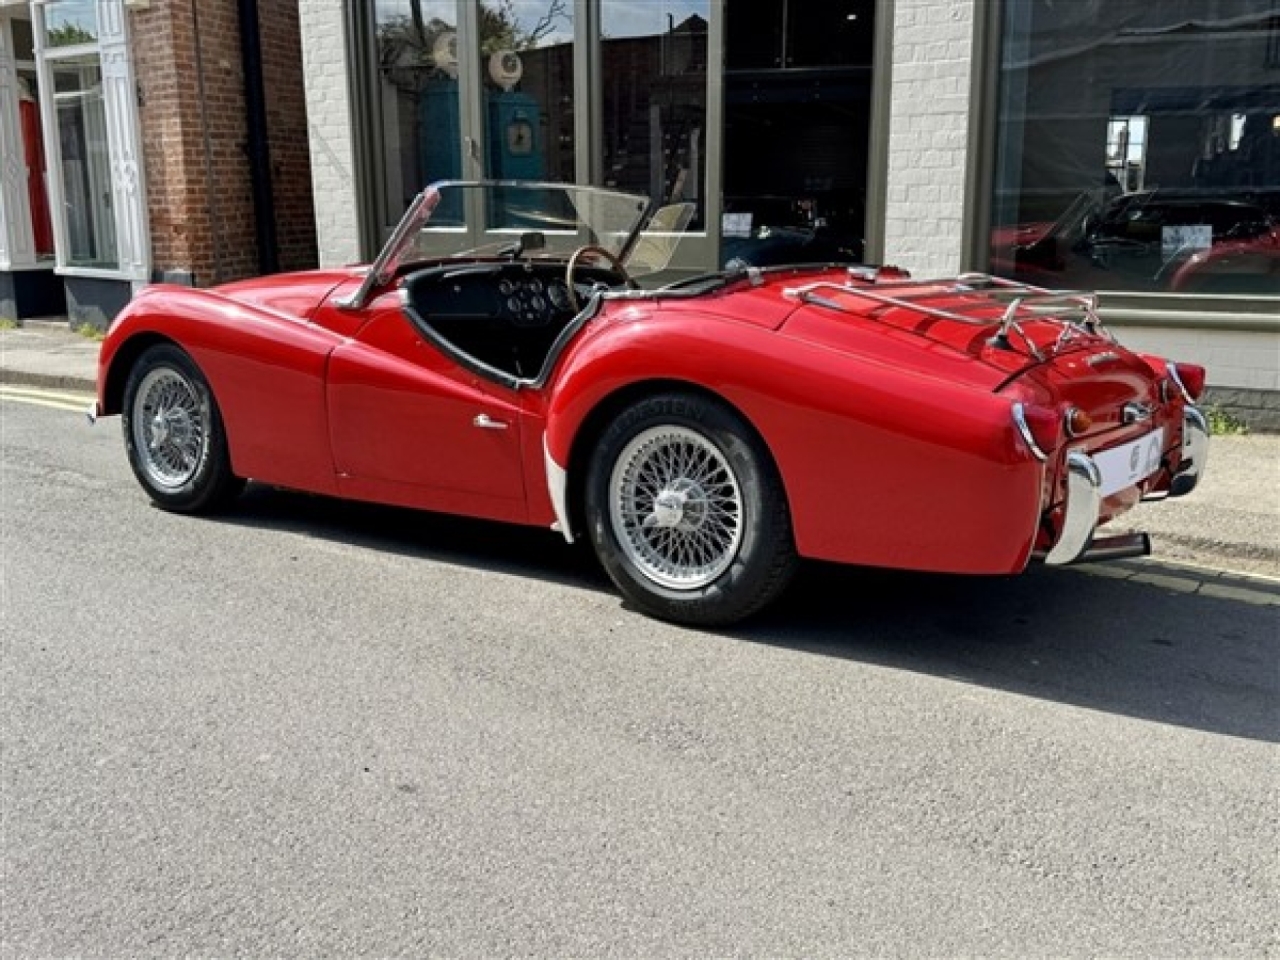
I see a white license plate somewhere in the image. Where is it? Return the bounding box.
[1093,427,1166,496]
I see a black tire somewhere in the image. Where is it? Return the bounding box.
[121,343,244,513]
[584,392,797,626]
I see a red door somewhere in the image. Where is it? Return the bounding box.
[325,306,529,524]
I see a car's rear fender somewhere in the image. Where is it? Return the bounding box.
[98,285,342,495]
[543,310,1045,574]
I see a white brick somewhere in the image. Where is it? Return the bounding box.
[299,2,361,268]
[884,0,976,278]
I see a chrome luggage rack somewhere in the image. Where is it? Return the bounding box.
[782,270,1112,360]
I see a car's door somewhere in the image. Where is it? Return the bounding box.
[320,291,530,525]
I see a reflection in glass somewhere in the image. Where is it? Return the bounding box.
[991,1,1280,296]
[44,0,98,47]
[376,1,463,227]
[374,0,576,230]
[481,0,575,182]
[601,1,709,229]
[52,58,117,269]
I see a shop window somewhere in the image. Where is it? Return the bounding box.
[600,1,709,229]
[482,1,575,188]
[722,0,875,268]
[991,2,1280,297]
[374,0,575,231]
[375,0,466,228]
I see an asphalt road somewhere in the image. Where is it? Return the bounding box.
[2,394,1277,958]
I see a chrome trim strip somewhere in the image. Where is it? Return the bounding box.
[1166,362,1195,404]
[1012,403,1048,462]
[544,434,574,544]
[1170,406,1209,497]
[1045,451,1102,565]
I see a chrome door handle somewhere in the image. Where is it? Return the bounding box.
[473,414,509,431]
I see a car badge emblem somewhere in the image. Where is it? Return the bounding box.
[1087,351,1121,367]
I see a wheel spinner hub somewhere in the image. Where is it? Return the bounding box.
[609,426,744,591]
[132,367,207,490]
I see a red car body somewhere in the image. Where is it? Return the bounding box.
[95,181,1209,625]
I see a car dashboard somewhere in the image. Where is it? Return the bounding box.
[402,259,624,384]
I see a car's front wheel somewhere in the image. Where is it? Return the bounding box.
[122,344,243,513]
[585,392,797,625]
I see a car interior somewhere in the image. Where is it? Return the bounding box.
[401,258,629,386]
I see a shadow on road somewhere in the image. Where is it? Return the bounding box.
[215,484,1279,744]
[749,562,1278,743]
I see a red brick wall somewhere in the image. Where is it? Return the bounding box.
[130,0,316,286]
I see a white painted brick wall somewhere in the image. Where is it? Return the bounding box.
[1109,326,1280,392]
[883,0,975,278]
[299,2,361,267]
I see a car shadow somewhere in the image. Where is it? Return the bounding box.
[742,562,1278,743]
[215,485,1278,744]
[216,482,610,592]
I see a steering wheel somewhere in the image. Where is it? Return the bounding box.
[565,244,639,313]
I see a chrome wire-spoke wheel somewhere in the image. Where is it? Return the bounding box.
[130,366,209,490]
[609,425,744,590]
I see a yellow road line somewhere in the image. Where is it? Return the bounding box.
[0,391,92,414]
[0,385,95,404]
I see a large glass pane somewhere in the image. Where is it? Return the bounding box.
[990,1,1280,296]
[600,1,710,229]
[722,0,874,268]
[787,0,874,69]
[480,0,576,182]
[375,1,465,229]
[43,0,98,47]
[51,57,117,269]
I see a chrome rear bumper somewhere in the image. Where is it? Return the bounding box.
[1044,406,1207,566]
[1170,406,1208,497]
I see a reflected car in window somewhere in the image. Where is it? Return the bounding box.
[992,190,1280,295]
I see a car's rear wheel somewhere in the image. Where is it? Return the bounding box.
[122,344,243,513]
[585,392,797,625]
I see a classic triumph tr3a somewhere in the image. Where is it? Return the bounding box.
[92,181,1209,626]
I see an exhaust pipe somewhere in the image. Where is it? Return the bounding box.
[1077,532,1151,563]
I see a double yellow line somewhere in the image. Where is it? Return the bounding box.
[0,384,95,415]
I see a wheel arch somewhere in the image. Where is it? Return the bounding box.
[560,377,790,540]
[102,332,181,417]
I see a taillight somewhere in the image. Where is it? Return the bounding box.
[1169,362,1207,402]
[1012,403,1062,461]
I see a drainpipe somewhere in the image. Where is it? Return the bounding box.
[237,0,279,275]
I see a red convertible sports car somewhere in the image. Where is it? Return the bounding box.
[93,181,1209,625]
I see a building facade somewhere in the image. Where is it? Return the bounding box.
[1,1,1275,425]
[0,0,316,327]
[299,0,1280,426]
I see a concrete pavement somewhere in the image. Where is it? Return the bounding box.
[2,317,1276,582]
[0,317,101,392]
